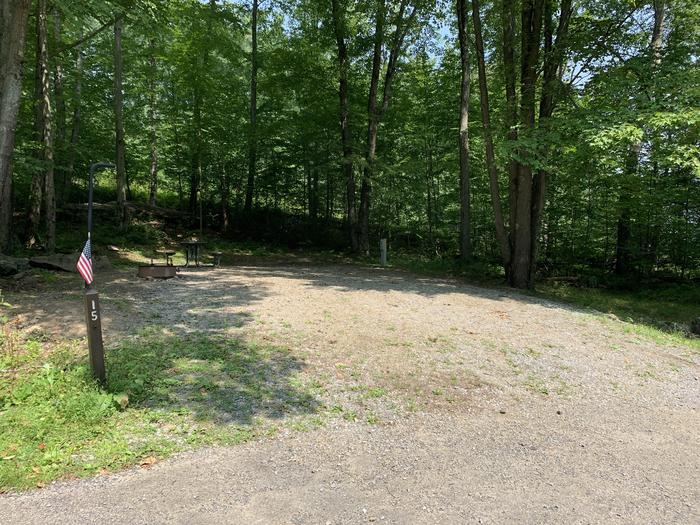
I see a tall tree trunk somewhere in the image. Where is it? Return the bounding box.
[42,1,56,253]
[148,40,158,206]
[311,167,319,222]
[171,81,183,210]
[330,0,357,250]
[27,0,48,248]
[501,0,518,235]
[28,0,55,252]
[0,0,32,253]
[358,0,385,255]
[244,0,258,214]
[305,154,311,215]
[190,85,202,214]
[651,0,665,66]
[614,0,665,275]
[64,45,82,202]
[189,1,216,217]
[528,0,572,286]
[305,152,319,222]
[426,139,434,246]
[457,0,471,260]
[358,0,414,254]
[114,17,128,229]
[44,141,56,252]
[509,0,544,289]
[220,161,230,233]
[53,10,67,207]
[471,0,511,269]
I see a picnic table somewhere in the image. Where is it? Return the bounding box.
[153,249,175,266]
[180,240,206,267]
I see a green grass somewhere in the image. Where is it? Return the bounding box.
[535,281,700,352]
[524,374,550,395]
[4,234,696,489]
[536,281,699,326]
[389,252,505,285]
[0,329,321,492]
[384,253,699,346]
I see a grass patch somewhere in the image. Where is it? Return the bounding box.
[537,281,699,328]
[383,253,699,347]
[361,386,387,399]
[0,329,321,492]
[389,253,504,285]
[524,375,549,395]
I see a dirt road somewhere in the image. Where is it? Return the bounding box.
[2,262,698,523]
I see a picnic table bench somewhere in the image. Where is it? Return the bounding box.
[180,240,206,267]
[153,249,175,266]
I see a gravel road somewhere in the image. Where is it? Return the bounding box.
[2,261,698,524]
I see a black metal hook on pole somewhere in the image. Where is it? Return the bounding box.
[85,162,115,385]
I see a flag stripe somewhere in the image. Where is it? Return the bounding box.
[76,239,93,284]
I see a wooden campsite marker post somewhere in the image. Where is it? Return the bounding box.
[84,162,114,385]
[380,238,388,266]
[85,289,105,384]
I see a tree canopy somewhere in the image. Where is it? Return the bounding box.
[0,0,698,287]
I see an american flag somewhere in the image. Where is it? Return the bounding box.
[76,239,93,284]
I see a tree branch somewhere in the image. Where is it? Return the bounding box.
[56,14,125,56]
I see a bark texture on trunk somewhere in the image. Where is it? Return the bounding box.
[64,45,82,202]
[27,0,56,251]
[474,0,572,288]
[357,0,414,254]
[529,0,572,285]
[220,161,229,233]
[307,162,319,222]
[0,0,32,253]
[651,1,665,66]
[53,11,67,207]
[28,0,49,248]
[189,0,215,218]
[508,0,544,289]
[502,0,518,235]
[244,0,258,214]
[471,0,511,268]
[148,41,158,206]
[358,0,386,255]
[457,0,471,260]
[425,138,434,245]
[330,0,358,251]
[114,17,128,229]
[190,85,202,214]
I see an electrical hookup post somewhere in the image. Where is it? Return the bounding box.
[83,162,115,385]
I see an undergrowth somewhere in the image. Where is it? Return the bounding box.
[0,328,322,492]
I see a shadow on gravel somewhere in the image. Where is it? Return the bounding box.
[99,268,267,338]
[106,333,319,425]
[234,263,582,314]
[1,266,268,340]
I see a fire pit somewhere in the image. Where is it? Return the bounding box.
[138,248,178,279]
[138,265,177,279]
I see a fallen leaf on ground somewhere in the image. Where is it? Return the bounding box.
[140,456,157,468]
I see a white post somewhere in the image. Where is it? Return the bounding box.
[380,238,387,266]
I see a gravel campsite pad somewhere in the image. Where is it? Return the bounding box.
[1,261,699,523]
